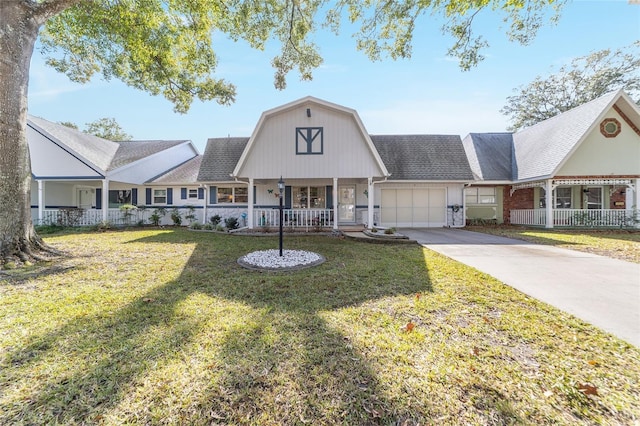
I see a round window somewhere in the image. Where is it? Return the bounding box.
[600,118,621,138]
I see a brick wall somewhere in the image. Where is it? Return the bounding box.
[503,186,534,224]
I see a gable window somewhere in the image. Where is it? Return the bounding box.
[465,187,495,204]
[296,127,323,155]
[153,189,167,204]
[216,187,248,204]
[293,186,325,208]
[188,189,198,199]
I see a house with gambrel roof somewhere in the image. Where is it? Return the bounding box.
[29,90,640,229]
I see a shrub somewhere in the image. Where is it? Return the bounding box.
[210,215,222,226]
[170,208,182,226]
[190,222,203,230]
[384,227,396,235]
[224,217,239,230]
[184,206,196,224]
[203,223,214,230]
[149,208,166,226]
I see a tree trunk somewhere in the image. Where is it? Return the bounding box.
[0,2,55,265]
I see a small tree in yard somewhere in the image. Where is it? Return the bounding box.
[1,0,565,266]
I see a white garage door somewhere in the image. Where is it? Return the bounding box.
[380,188,446,227]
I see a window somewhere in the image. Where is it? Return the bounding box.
[235,187,248,203]
[108,190,131,208]
[153,189,167,204]
[217,187,233,203]
[585,187,602,210]
[465,187,495,204]
[293,186,325,208]
[216,187,248,204]
[188,189,198,199]
[556,187,572,208]
[539,187,571,208]
[600,118,621,138]
[296,127,324,155]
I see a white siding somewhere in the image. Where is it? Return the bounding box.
[558,109,640,176]
[237,103,385,179]
[28,127,103,178]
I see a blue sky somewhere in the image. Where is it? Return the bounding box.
[28,0,639,153]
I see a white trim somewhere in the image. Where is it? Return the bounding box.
[38,180,45,223]
[333,178,338,230]
[102,179,110,223]
[554,178,633,186]
[248,178,254,229]
[545,179,553,229]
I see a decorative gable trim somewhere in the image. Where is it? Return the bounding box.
[612,104,640,137]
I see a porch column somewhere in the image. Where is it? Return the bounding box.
[635,178,640,228]
[202,184,208,225]
[38,179,45,224]
[102,179,109,223]
[248,178,254,229]
[333,178,339,230]
[545,179,553,229]
[367,177,374,229]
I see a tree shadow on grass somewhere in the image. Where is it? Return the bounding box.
[1,231,435,424]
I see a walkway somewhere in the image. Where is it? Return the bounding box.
[400,228,640,347]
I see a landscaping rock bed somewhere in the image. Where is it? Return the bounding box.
[238,249,325,271]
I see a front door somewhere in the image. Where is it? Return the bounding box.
[77,188,93,209]
[338,185,355,222]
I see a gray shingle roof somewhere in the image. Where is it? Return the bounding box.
[28,115,119,172]
[512,90,619,181]
[111,140,189,170]
[151,155,202,184]
[197,137,249,182]
[462,133,514,181]
[370,135,474,180]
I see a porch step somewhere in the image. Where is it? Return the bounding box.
[343,231,417,244]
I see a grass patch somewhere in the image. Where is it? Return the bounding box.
[468,226,640,264]
[1,228,638,425]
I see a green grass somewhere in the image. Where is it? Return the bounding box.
[1,229,639,425]
[467,226,640,263]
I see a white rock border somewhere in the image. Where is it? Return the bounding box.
[237,249,325,271]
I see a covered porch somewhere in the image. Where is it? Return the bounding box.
[509,178,639,228]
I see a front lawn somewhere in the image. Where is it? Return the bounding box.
[1,229,638,425]
[467,226,640,264]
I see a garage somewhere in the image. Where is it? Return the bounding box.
[380,188,447,227]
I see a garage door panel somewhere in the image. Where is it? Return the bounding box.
[381,188,447,228]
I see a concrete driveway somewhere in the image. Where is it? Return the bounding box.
[400,228,640,347]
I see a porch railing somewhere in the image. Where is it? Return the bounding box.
[510,209,637,227]
[37,208,145,227]
[254,208,333,230]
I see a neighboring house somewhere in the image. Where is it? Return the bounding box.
[463,89,640,228]
[29,90,640,229]
[28,115,199,226]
